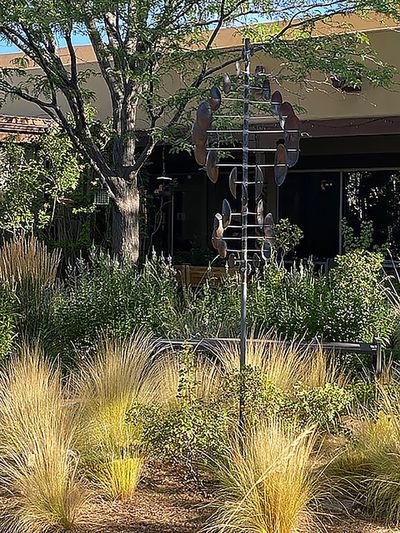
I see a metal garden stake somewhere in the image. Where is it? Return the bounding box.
[191,37,301,431]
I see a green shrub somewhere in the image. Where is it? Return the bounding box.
[220,365,291,426]
[248,260,328,339]
[53,250,179,356]
[127,342,229,474]
[248,250,393,343]
[325,250,393,343]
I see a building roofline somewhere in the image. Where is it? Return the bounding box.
[0,13,398,68]
[0,114,52,142]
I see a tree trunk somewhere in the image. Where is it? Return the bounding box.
[111,184,140,263]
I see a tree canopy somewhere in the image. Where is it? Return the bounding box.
[0,0,399,259]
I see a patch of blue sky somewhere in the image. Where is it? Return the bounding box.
[0,33,90,54]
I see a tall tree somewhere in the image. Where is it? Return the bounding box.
[0,0,398,260]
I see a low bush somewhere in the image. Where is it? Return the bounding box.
[127,342,229,475]
[53,251,179,357]
[249,250,393,343]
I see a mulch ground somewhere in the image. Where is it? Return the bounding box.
[81,464,400,533]
[0,463,397,532]
[82,464,212,533]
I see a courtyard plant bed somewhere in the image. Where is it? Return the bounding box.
[0,237,399,532]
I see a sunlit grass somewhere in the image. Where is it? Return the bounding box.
[0,234,60,287]
[214,335,348,391]
[208,419,319,533]
[94,455,143,501]
[73,331,155,500]
[0,342,89,532]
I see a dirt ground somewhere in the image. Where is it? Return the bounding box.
[81,466,400,533]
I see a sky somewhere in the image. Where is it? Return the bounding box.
[0,35,90,54]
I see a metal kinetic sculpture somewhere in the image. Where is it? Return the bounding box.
[191,38,302,428]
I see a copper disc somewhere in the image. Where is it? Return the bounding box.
[253,253,261,269]
[196,101,212,130]
[206,150,219,183]
[256,198,264,228]
[264,212,274,227]
[209,86,222,111]
[194,145,207,166]
[279,101,294,129]
[213,213,224,240]
[222,199,232,229]
[229,167,238,199]
[223,73,231,95]
[274,144,288,186]
[271,90,282,116]
[284,114,301,168]
[262,240,272,261]
[228,253,236,269]
[191,121,207,147]
[217,239,227,259]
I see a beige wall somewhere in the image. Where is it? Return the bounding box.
[1,25,399,126]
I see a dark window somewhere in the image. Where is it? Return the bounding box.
[343,170,400,255]
[279,171,341,259]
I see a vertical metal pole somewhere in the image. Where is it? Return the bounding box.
[239,37,250,433]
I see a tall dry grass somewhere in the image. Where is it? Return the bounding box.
[73,331,156,500]
[208,419,320,533]
[0,235,61,287]
[0,343,89,532]
[214,336,348,391]
[331,384,400,524]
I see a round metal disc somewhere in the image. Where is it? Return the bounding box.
[255,165,263,200]
[228,253,236,269]
[284,113,300,137]
[284,114,301,168]
[209,86,222,111]
[217,239,227,259]
[264,212,274,227]
[262,78,271,101]
[191,121,207,147]
[256,198,264,228]
[271,90,282,116]
[222,199,232,229]
[211,236,220,250]
[206,150,219,183]
[287,142,300,168]
[265,225,276,240]
[223,73,231,95]
[279,101,294,129]
[253,253,261,270]
[194,145,207,166]
[274,144,288,186]
[213,213,224,240]
[196,101,212,130]
[229,167,238,199]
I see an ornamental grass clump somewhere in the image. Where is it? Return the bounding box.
[215,336,347,392]
[0,234,61,287]
[0,235,61,344]
[331,385,400,524]
[208,419,319,533]
[74,331,156,500]
[0,343,89,532]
